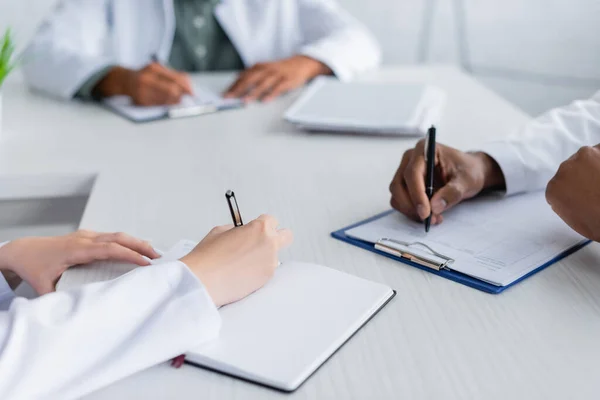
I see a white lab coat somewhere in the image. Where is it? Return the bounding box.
[480,90,600,195]
[0,262,221,399]
[22,0,381,100]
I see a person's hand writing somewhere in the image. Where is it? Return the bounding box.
[546,145,600,241]
[223,55,332,102]
[180,214,293,307]
[0,230,160,295]
[95,64,193,106]
[389,141,505,224]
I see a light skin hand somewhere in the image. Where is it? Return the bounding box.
[389,141,505,225]
[94,64,193,106]
[546,144,600,242]
[223,55,332,103]
[180,215,293,307]
[0,230,160,295]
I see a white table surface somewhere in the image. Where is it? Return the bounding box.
[3,65,600,400]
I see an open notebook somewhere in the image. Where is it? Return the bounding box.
[103,86,243,123]
[57,240,395,391]
[333,192,589,293]
[285,77,446,136]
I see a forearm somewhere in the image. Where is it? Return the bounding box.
[0,262,220,399]
[481,91,600,195]
[92,66,136,98]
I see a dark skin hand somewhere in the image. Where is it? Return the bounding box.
[546,144,600,242]
[223,55,332,102]
[389,141,506,224]
[94,63,193,106]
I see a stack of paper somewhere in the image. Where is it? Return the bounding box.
[285,77,446,136]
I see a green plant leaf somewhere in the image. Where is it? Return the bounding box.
[0,28,17,87]
[0,29,17,86]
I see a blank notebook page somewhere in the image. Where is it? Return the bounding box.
[187,261,394,391]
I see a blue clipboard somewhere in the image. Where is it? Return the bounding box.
[332,210,591,294]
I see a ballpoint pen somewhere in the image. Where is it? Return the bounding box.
[226,190,244,227]
[424,126,436,233]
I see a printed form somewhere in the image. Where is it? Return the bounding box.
[346,192,586,286]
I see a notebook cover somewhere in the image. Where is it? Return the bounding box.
[332,210,591,294]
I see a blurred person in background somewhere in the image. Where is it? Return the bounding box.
[389,91,600,242]
[22,0,381,105]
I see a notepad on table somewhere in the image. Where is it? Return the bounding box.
[57,240,395,391]
[285,77,446,136]
[332,192,589,294]
[103,86,243,123]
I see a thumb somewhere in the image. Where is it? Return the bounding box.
[430,179,469,215]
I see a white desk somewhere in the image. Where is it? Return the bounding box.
[3,66,600,400]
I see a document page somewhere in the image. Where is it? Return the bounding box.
[57,240,196,290]
[103,86,240,122]
[346,192,586,286]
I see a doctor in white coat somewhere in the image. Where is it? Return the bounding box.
[0,215,293,399]
[389,90,600,242]
[22,0,381,105]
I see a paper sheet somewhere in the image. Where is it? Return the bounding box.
[56,239,197,290]
[346,192,586,286]
[103,86,240,122]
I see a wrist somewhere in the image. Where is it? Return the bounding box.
[473,152,506,190]
[94,66,136,97]
[297,55,332,79]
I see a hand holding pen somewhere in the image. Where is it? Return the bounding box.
[92,54,193,106]
[389,127,505,227]
[171,191,293,368]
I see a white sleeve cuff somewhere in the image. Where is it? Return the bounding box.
[161,261,221,344]
[478,141,529,196]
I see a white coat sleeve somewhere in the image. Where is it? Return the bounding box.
[0,261,221,400]
[480,90,600,195]
[21,0,114,100]
[296,0,381,81]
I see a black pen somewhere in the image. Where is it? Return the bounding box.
[424,126,436,233]
[226,190,244,227]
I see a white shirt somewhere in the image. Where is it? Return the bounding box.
[481,90,600,195]
[0,261,221,399]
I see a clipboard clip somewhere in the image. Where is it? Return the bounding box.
[374,238,454,271]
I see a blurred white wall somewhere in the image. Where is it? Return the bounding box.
[1,0,599,116]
